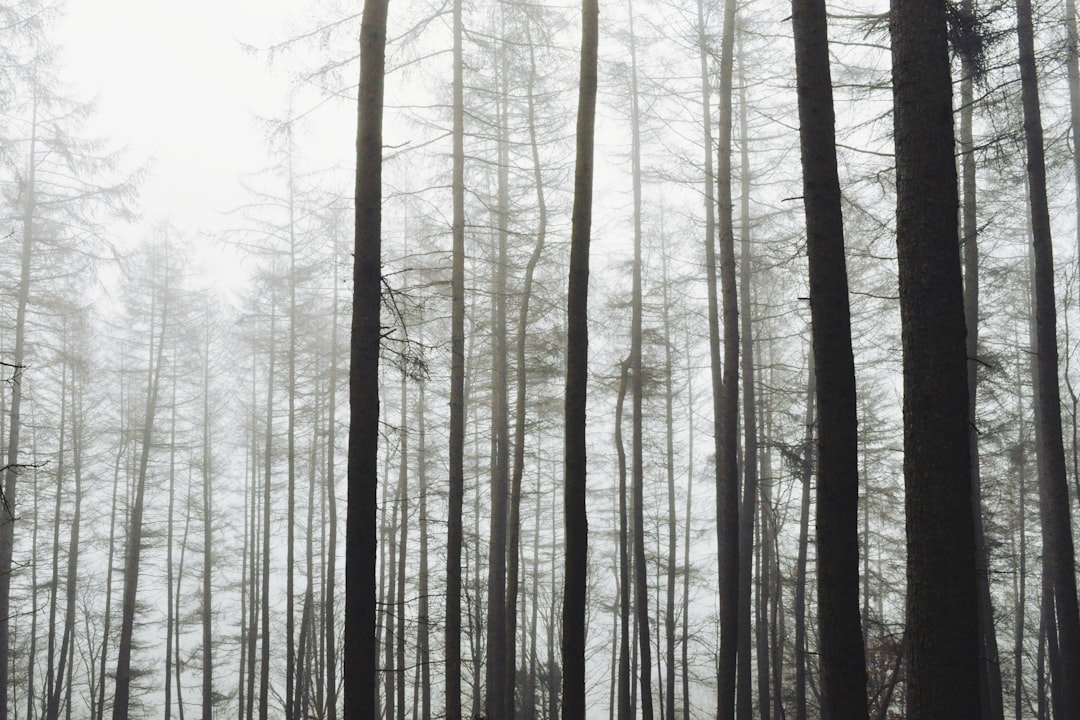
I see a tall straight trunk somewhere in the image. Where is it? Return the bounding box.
[245,354,261,720]
[297,378,320,720]
[286,145,299,720]
[1013,358,1029,720]
[615,360,632,720]
[625,4,654,717]
[345,0,388,714]
[790,0,870,716]
[416,380,431,720]
[714,1,740,715]
[445,0,465,712]
[166,373,179,720]
[201,309,214,720]
[793,358,814,720]
[238,400,251,720]
[560,0,598,712]
[260,296,276,720]
[660,249,677,720]
[175,478,192,720]
[45,354,69,719]
[326,242,340,720]
[382,410,398,719]
[735,31,759,718]
[890,3,980,717]
[395,377,409,720]
[0,90,38,717]
[486,29,512,714]
[1014,0,1080,713]
[47,355,82,720]
[507,26,549,718]
[97,375,127,720]
[958,25,1004,719]
[681,331,694,720]
[113,254,170,720]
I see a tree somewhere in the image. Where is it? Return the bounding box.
[889,2,980,717]
[345,0,389,716]
[1014,0,1080,712]
[790,0,870,717]
[560,0,598,714]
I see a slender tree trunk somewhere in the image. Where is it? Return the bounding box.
[560,0,598,712]
[260,295,276,720]
[327,240,341,720]
[113,251,170,720]
[396,377,409,720]
[345,0,388,714]
[507,26,549,718]
[0,91,39,718]
[486,29,512,713]
[890,3,980,716]
[681,331,694,720]
[47,353,82,720]
[790,0,870,716]
[660,249,677,720]
[715,1,740,714]
[1014,1,1080,713]
[166,374,179,720]
[201,307,214,720]
[45,355,69,720]
[793,358,814,720]
[734,30,759,718]
[615,360,632,720]
[97,377,127,720]
[286,143,299,720]
[625,4,653,716]
[445,0,466,712]
[416,379,431,720]
[958,25,1004,718]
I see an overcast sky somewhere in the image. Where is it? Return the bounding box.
[56,1,300,234]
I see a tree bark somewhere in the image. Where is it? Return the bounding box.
[344,0,388,714]
[560,0,598,712]
[1014,1,1080,714]
[790,0,870,717]
[890,3,980,717]
[445,0,465,712]
[714,1,740,715]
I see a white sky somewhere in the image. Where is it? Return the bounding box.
[56,0,300,234]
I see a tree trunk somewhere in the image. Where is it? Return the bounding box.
[507,25,549,718]
[560,0,598,712]
[615,359,632,720]
[793,358,814,720]
[790,0,870,716]
[113,250,170,720]
[260,294,276,720]
[1014,0,1080,714]
[890,3,980,717]
[735,29,758,718]
[626,3,654,716]
[445,0,466,711]
[714,0,740,714]
[0,91,38,718]
[345,0,388,714]
[958,23,1005,718]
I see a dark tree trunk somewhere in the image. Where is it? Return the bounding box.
[958,23,1004,718]
[790,0,870,717]
[445,0,465,712]
[793,358,813,720]
[735,30,759,719]
[560,0,597,712]
[1014,0,1080,714]
[615,359,632,720]
[344,0,388,715]
[890,3,980,717]
[714,1,740,715]
[626,4,653,717]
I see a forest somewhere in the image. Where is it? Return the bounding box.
[2,0,1080,718]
